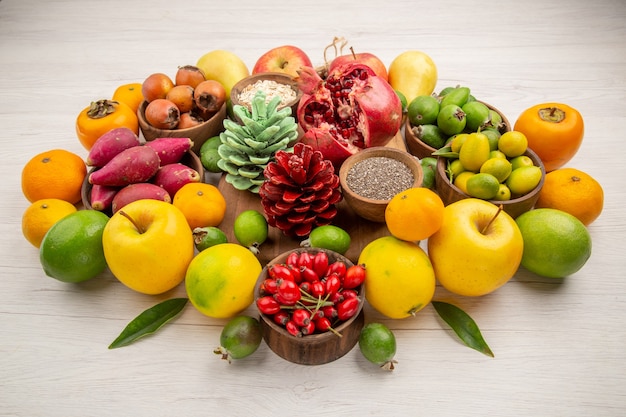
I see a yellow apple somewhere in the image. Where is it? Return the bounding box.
[102,199,194,295]
[388,50,438,105]
[427,198,523,297]
[196,49,250,97]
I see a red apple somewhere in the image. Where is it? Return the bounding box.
[252,45,313,77]
[329,51,388,81]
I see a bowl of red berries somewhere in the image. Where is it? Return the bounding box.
[255,248,365,365]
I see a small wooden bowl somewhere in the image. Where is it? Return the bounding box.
[405,101,512,160]
[435,148,546,218]
[81,149,204,214]
[137,100,226,155]
[230,72,302,122]
[339,147,423,223]
[256,248,364,366]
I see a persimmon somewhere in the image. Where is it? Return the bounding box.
[513,103,584,172]
[166,85,195,113]
[142,73,175,103]
[145,99,180,129]
[175,65,206,89]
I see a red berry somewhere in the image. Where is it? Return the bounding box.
[321,305,337,320]
[260,278,278,295]
[310,281,325,298]
[326,260,347,278]
[299,281,311,293]
[287,265,302,283]
[277,279,301,304]
[268,264,294,281]
[256,296,281,315]
[325,273,341,297]
[312,251,329,278]
[301,320,316,336]
[298,251,313,269]
[300,266,319,283]
[286,251,300,268]
[343,264,366,289]
[337,297,360,321]
[341,289,359,299]
[273,310,290,326]
[314,316,332,332]
[292,309,311,327]
[285,320,302,337]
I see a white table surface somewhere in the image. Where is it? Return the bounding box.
[1,0,625,416]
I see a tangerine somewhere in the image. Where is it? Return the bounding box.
[384,187,444,242]
[112,83,144,114]
[535,167,603,226]
[172,183,226,230]
[22,199,78,248]
[21,149,87,204]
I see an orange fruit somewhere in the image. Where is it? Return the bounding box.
[112,82,144,114]
[535,167,603,226]
[384,187,444,242]
[22,199,78,248]
[21,149,87,204]
[172,183,226,229]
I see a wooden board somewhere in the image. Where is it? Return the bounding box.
[215,132,407,265]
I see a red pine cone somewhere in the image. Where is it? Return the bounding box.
[259,142,342,237]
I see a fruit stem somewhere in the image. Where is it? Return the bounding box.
[118,210,145,234]
[481,204,503,235]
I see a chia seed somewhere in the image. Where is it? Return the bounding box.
[346,156,414,201]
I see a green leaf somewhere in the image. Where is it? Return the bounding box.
[108,298,189,349]
[431,146,459,158]
[432,301,494,357]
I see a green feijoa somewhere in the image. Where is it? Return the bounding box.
[485,109,504,131]
[359,323,397,370]
[407,95,440,126]
[300,224,351,255]
[462,101,491,132]
[233,210,268,255]
[437,104,467,136]
[414,124,447,149]
[438,86,455,97]
[193,226,228,252]
[395,90,408,113]
[420,157,438,189]
[481,128,502,151]
[214,315,263,363]
[439,86,471,109]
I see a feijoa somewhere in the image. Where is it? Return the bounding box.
[233,210,268,254]
[462,101,490,132]
[437,104,467,136]
[193,226,228,252]
[414,124,447,149]
[420,157,438,190]
[358,323,397,370]
[407,95,440,126]
[214,315,263,363]
[300,224,351,255]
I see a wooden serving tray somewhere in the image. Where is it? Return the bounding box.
[215,132,406,265]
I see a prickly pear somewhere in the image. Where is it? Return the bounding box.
[145,137,193,165]
[152,163,201,197]
[111,183,171,213]
[87,127,141,167]
[90,184,119,211]
[89,146,160,187]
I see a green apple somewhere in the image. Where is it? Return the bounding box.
[102,199,194,295]
[427,198,523,296]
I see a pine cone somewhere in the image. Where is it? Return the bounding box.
[259,142,343,237]
[217,91,299,193]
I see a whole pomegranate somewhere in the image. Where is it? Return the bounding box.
[296,63,402,167]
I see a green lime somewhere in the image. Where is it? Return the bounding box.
[498,131,528,158]
[447,158,465,179]
[480,157,512,183]
[359,323,397,370]
[466,172,500,200]
[301,224,351,255]
[489,150,507,159]
[481,128,501,151]
[420,157,438,190]
[200,136,222,152]
[494,184,511,201]
[39,210,109,283]
[462,101,490,132]
[233,210,268,254]
[437,104,466,136]
[394,89,408,113]
[506,165,542,195]
[453,171,474,194]
[214,315,263,363]
[193,226,228,252]
[407,95,440,126]
[510,155,534,171]
[515,208,592,278]
[201,148,222,173]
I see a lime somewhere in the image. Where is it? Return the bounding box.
[447,158,465,179]
[407,95,440,126]
[510,155,534,170]
[489,150,507,159]
[200,135,222,152]
[453,171,475,194]
[494,184,512,201]
[300,224,351,255]
[498,131,528,158]
[480,157,512,183]
[515,208,592,278]
[233,210,268,254]
[214,315,263,363]
[462,100,490,132]
[506,165,542,195]
[185,243,262,318]
[481,128,501,151]
[466,173,500,200]
[39,210,109,283]
[359,322,397,370]
[201,148,222,173]
[193,226,228,252]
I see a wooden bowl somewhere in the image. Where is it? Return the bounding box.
[137,100,226,155]
[405,101,512,160]
[230,72,302,122]
[435,148,546,218]
[339,147,423,223]
[255,248,364,366]
[81,149,204,214]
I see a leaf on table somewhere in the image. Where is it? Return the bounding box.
[108,297,189,349]
[432,300,494,358]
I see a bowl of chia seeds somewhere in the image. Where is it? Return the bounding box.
[339,147,423,223]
